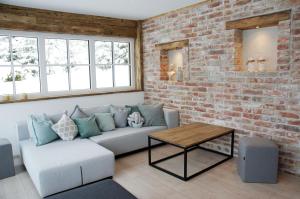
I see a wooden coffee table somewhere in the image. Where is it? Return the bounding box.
[148,123,234,181]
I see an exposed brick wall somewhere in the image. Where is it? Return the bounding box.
[142,0,300,175]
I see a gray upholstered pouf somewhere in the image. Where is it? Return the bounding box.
[238,137,278,183]
[0,138,15,179]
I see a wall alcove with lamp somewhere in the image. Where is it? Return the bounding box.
[156,39,189,81]
[226,10,291,73]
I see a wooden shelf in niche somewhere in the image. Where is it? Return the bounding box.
[226,10,291,72]
[226,10,290,30]
[155,39,189,81]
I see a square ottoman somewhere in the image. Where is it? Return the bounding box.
[0,138,15,180]
[238,137,278,183]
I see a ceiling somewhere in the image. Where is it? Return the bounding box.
[1,0,204,20]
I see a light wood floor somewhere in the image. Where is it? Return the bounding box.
[1,145,300,199]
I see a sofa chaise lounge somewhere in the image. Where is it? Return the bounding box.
[16,107,179,197]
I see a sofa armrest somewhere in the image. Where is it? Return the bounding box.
[163,109,179,129]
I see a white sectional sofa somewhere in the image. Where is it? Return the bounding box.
[16,108,179,197]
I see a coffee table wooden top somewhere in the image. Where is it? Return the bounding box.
[149,123,234,148]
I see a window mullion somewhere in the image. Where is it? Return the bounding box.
[8,34,16,98]
[66,40,71,91]
[39,35,47,95]
[89,39,96,91]
[112,42,115,87]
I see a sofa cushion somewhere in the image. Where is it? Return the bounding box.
[74,115,102,138]
[70,105,89,119]
[89,126,167,155]
[20,139,114,197]
[94,113,115,132]
[110,106,131,128]
[138,104,166,127]
[28,114,59,146]
[52,114,78,141]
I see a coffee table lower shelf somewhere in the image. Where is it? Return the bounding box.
[148,131,234,181]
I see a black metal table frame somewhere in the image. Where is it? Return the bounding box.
[148,130,234,181]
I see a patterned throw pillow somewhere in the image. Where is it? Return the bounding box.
[52,113,78,141]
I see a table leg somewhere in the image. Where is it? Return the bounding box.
[230,131,235,157]
[148,137,152,165]
[184,149,187,180]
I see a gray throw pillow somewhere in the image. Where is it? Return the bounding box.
[138,104,166,127]
[94,113,115,132]
[70,105,89,119]
[110,105,131,128]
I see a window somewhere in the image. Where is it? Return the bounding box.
[95,41,131,88]
[0,30,135,100]
[45,39,90,91]
[0,35,40,96]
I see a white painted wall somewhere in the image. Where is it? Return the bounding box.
[0,92,144,155]
[242,26,278,72]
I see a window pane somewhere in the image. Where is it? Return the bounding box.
[47,66,69,91]
[96,65,113,88]
[45,39,67,65]
[70,65,90,90]
[15,66,40,94]
[0,36,10,65]
[0,67,13,95]
[115,65,130,87]
[12,37,38,65]
[69,40,89,64]
[95,41,112,64]
[114,42,129,64]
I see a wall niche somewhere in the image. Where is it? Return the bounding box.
[156,39,189,81]
[226,10,291,72]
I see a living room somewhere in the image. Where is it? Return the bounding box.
[0,0,299,198]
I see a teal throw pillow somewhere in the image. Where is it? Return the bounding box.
[138,104,166,127]
[28,114,59,146]
[94,113,116,132]
[74,115,101,138]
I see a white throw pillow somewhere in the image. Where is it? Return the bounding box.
[52,113,78,141]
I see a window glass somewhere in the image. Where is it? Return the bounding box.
[47,66,69,92]
[95,41,112,64]
[69,40,89,65]
[96,65,113,88]
[45,39,67,65]
[0,67,13,95]
[113,42,129,64]
[115,65,130,87]
[14,66,40,94]
[70,65,90,90]
[12,37,38,65]
[0,36,10,65]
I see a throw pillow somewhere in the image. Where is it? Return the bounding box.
[52,113,78,141]
[74,115,102,138]
[138,104,166,127]
[70,105,89,119]
[110,105,131,128]
[94,113,116,132]
[28,114,59,146]
[125,105,141,115]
